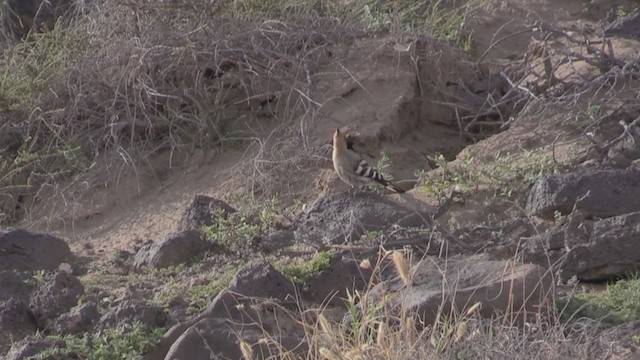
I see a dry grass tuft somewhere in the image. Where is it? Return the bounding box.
[391,250,411,286]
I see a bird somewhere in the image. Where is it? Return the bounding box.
[332,128,405,193]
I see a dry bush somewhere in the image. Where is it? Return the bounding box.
[0,0,360,224]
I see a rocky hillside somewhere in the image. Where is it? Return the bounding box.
[2,0,640,359]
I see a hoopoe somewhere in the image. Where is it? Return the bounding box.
[332,128,405,193]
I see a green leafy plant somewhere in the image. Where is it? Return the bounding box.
[203,210,263,253]
[186,265,240,315]
[418,154,477,202]
[481,150,556,197]
[558,275,640,325]
[276,250,333,289]
[36,322,165,360]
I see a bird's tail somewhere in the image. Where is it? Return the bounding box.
[377,178,405,193]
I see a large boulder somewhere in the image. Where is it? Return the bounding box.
[6,336,65,360]
[133,230,216,271]
[295,191,427,246]
[0,298,37,355]
[520,211,640,282]
[228,259,296,299]
[143,261,299,360]
[0,229,72,271]
[252,230,295,253]
[305,250,375,306]
[164,317,304,360]
[53,300,100,335]
[29,270,84,330]
[350,254,552,327]
[177,195,236,232]
[526,169,640,220]
[518,228,566,269]
[559,212,640,282]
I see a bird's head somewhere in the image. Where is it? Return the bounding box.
[333,128,343,144]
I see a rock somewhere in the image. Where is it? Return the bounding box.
[95,299,167,331]
[133,230,216,271]
[605,125,640,168]
[252,230,295,253]
[53,301,100,335]
[0,298,37,355]
[229,259,296,299]
[305,250,374,306]
[0,270,36,303]
[296,191,427,245]
[526,169,640,220]
[351,255,552,327]
[518,228,566,268]
[143,290,254,360]
[29,270,84,330]
[605,12,640,38]
[164,317,304,360]
[7,336,65,360]
[559,212,640,282]
[177,195,236,232]
[148,290,303,360]
[0,229,72,271]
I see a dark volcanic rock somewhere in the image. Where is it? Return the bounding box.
[95,299,167,331]
[526,169,640,220]
[164,317,304,360]
[7,336,65,360]
[178,195,236,232]
[296,191,428,245]
[305,250,375,306]
[0,229,72,271]
[29,270,84,330]
[229,259,296,299]
[559,212,640,282]
[133,230,216,271]
[53,300,100,335]
[0,270,35,303]
[0,298,37,355]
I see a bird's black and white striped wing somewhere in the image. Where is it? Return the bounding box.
[353,159,405,193]
[354,159,385,183]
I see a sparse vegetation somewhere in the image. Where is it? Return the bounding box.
[419,149,558,201]
[418,154,478,201]
[186,265,240,315]
[559,276,640,326]
[22,269,45,287]
[202,207,273,254]
[482,149,557,197]
[34,322,165,360]
[276,250,333,289]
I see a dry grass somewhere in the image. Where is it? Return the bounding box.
[0,0,352,223]
[0,0,478,224]
[253,249,614,360]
